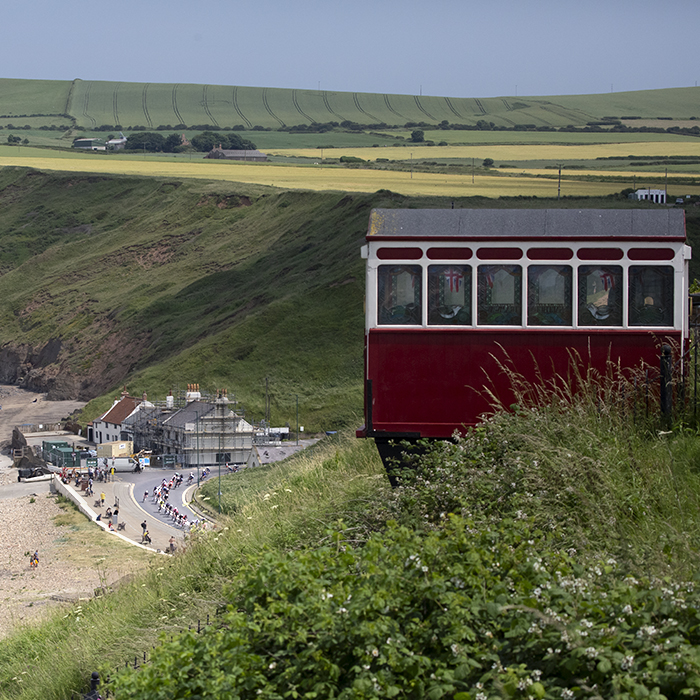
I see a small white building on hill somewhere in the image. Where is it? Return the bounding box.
[630,188,666,204]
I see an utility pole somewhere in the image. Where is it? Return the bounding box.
[557,163,563,200]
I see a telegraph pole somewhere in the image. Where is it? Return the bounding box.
[557,164,563,200]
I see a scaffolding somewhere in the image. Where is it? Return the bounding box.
[126,387,256,467]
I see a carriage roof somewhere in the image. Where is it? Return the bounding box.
[367,208,687,241]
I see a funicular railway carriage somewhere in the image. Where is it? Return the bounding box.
[356,208,691,470]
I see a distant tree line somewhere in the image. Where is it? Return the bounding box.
[124,130,256,153]
[70,117,700,140]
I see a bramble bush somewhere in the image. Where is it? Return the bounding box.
[112,514,700,699]
[112,365,700,698]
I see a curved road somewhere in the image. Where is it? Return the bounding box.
[8,432,320,553]
[88,469,204,552]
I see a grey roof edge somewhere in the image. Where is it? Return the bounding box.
[367,208,686,239]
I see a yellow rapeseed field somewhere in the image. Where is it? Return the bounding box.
[267,142,700,162]
[1,150,698,198]
[0,154,627,197]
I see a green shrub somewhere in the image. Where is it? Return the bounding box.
[112,515,700,699]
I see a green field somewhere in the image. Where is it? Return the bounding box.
[1,78,699,133]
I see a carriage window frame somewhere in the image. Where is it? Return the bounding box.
[527,265,573,326]
[377,264,422,325]
[428,264,472,326]
[577,265,623,327]
[477,264,522,326]
[628,265,674,327]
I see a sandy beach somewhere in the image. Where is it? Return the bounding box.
[0,386,150,639]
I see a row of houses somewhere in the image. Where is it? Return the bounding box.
[89,386,257,468]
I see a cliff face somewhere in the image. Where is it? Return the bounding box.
[0,331,149,401]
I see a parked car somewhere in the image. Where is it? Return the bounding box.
[17,466,54,481]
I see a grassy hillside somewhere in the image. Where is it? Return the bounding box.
[4,373,700,698]
[1,167,700,434]
[0,168,376,430]
[1,78,699,134]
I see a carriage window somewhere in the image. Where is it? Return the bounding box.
[578,266,622,326]
[527,265,572,326]
[628,266,674,327]
[428,265,472,325]
[377,265,422,325]
[477,265,522,325]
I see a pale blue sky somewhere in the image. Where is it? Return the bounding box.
[2,0,698,98]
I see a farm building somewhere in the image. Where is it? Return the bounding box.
[72,137,106,151]
[106,132,127,150]
[630,188,667,204]
[205,147,267,161]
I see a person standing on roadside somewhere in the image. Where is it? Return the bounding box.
[100,491,106,506]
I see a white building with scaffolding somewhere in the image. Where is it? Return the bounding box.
[123,385,255,467]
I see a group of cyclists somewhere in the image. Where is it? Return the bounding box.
[144,473,207,531]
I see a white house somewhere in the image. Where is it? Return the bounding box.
[106,132,128,150]
[88,390,150,444]
[631,188,666,204]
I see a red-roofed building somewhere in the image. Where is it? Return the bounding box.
[88,390,147,444]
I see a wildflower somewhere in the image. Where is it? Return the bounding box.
[371,648,379,657]
[621,655,634,671]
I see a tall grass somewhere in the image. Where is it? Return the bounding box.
[4,363,700,697]
[388,352,700,577]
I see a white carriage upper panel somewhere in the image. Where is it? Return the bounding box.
[363,208,690,332]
